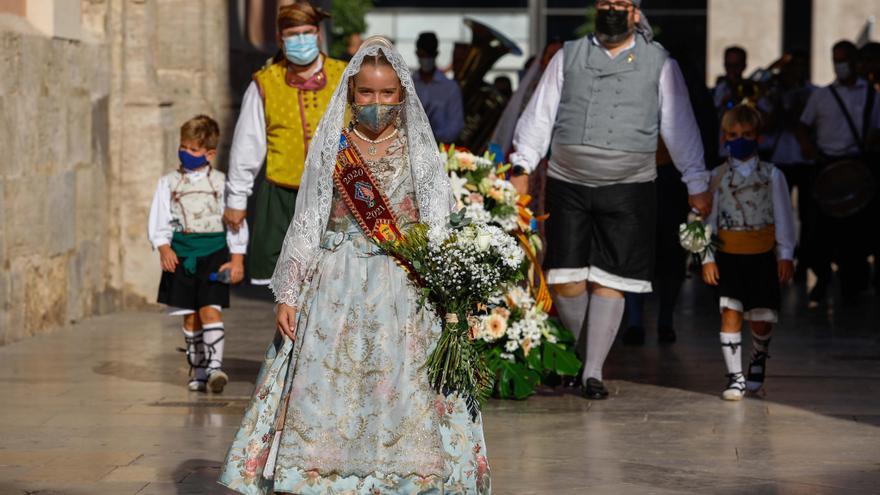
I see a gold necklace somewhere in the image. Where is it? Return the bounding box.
[352,127,399,156]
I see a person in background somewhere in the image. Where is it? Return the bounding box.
[493,75,513,100]
[858,42,880,289]
[799,40,880,305]
[223,1,347,286]
[713,46,750,113]
[762,52,815,279]
[621,139,690,346]
[413,31,465,143]
[858,42,880,91]
[492,39,564,157]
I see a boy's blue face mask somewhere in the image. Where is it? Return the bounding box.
[283,33,320,66]
[725,137,758,160]
[179,150,208,170]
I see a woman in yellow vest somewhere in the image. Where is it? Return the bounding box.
[224,1,347,284]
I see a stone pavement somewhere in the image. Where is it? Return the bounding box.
[1,278,878,494]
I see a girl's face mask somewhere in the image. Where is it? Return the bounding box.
[351,102,403,134]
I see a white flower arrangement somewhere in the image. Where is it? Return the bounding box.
[679,211,718,259]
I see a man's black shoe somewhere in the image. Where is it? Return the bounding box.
[582,378,609,400]
[622,326,645,346]
[658,326,677,344]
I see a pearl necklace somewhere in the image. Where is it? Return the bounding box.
[353,127,399,156]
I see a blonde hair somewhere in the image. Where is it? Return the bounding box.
[180,115,220,150]
[721,104,763,134]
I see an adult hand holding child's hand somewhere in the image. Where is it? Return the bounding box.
[223,208,247,233]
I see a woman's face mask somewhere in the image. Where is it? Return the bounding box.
[283,33,320,66]
[350,65,403,134]
[351,102,403,134]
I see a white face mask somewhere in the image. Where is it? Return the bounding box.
[834,61,853,82]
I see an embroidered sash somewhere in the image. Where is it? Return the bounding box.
[333,130,403,242]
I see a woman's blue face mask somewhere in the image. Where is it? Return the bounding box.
[283,33,320,66]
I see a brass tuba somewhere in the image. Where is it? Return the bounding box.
[452,18,523,152]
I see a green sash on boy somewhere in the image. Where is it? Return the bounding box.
[171,232,227,275]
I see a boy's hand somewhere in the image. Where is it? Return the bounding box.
[223,208,247,233]
[159,245,179,272]
[219,254,245,284]
[702,262,720,286]
[778,259,795,284]
[276,303,298,340]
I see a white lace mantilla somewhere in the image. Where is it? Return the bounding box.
[269,37,455,307]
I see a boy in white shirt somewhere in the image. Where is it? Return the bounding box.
[702,105,796,401]
[148,115,248,393]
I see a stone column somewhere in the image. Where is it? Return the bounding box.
[106,0,174,306]
[706,0,784,87]
[811,0,880,85]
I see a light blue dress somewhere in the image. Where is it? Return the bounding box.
[219,136,491,495]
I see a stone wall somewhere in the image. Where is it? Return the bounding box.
[0,0,249,345]
[0,13,114,343]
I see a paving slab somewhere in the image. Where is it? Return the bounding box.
[0,279,878,494]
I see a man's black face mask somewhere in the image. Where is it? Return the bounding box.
[596,8,632,44]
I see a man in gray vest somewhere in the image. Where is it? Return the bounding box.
[510,0,711,399]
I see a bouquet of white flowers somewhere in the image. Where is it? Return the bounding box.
[438,144,581,399]
[441,144,541,248]
[679,210,718,260]
[379,211,526,411]
[473,286,581,399]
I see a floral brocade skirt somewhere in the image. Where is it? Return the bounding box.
[218,233,491,495]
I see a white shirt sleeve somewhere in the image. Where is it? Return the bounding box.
[147,176,173,250]
[659,59,710,195]
[226,81,267,211]
[226,220,249,254]
[771,167,796,261]
[509,51,565,173]
[220,186,249,254]
[800,89,820,127]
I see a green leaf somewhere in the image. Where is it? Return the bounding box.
[542,341,582,376]
[491,356,540,400]
[546,318,576,345]
[525,346,544,373]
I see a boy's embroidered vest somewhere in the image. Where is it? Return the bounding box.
[254,57,347,188]
[716,161,776,255]
[167,169,225,234]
